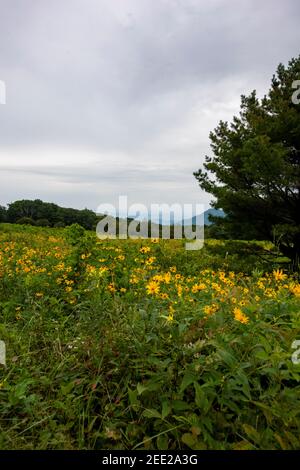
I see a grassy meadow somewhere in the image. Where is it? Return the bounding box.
[0,223,300,449]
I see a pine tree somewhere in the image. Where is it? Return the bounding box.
[194,56,300,268]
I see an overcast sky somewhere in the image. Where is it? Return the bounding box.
[0,0,299,218]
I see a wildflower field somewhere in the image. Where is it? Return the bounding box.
[0,223,300,450]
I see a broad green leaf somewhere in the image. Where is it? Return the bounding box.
[161,401,171,419]
[143,408,162,419]
[137,383,148,395]
[157,434,168,450]
[179,371,197,394]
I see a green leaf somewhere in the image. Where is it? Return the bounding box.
[181,433,197,448]
[157,434,168,450]
[179,371,197,394]
[161,401,171,419]
[194,382,210,413]
[128,388,139,407]
[136,383,148,396]
[254,349,269,360]
[232,440,255,450]
[242,424,261,444]
[274,433,288,450]
[143,408,162,419]
[171,400,192,412]
[217,348,237,367]
[60,381,74,396]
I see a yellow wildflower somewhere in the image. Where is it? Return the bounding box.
[177,285,183,297]
[233,307,249,324]
[160,293,169,300]
[191,283,206,293]
[146,281,160,295]
[203,303,218,316]
[99,267,108,275]
[273,269,287,282]
[108,283,116,293]
[140,247,150,254]
[290,283,300,297]
[167,305,175,322]
[129,275,138,284]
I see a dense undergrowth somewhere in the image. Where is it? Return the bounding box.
[0,223,299,449]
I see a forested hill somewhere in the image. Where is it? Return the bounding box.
[0,199,101,230]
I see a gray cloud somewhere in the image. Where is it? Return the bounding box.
[0,0,300,212]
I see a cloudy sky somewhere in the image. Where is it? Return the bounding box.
[0,0,299,218]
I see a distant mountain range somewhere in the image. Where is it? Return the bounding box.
[124,208,225,227]
[151,208,225,226]
[182,208,225,226]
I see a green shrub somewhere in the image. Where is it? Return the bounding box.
[15,217,36,226]
[35,218,50,227]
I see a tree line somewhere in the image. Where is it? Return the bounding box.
[0,199,100,230]
[0,199,209,239]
